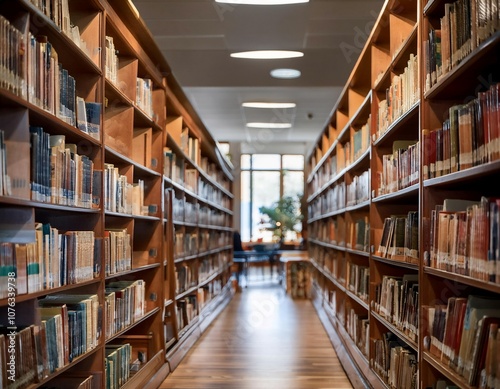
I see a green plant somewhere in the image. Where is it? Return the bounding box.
[259,195,303,241]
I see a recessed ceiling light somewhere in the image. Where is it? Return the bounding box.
[230,50,304,59]
[246,122,292,129]
[270,68,302,79]
[216,0,308,4]
[242,102,296,109]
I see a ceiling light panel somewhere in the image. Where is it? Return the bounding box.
[246,122,292,129]
[230,50,304,59]
[242,102,296,109]
[216,0,308,4]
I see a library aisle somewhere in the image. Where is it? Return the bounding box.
[159,283,353,389]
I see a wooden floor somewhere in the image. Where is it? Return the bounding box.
[159,279,353,389]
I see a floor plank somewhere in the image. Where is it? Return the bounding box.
[159,282,353,389]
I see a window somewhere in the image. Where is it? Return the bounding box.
[240,154,304,242]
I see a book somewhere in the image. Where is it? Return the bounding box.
[85,102,101,140]
[456,295,500,377]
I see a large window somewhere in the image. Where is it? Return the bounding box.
[240,154,304,242]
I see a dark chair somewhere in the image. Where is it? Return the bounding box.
[233,232,247,286]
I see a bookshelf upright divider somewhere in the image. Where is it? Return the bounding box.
[0,0,234,388]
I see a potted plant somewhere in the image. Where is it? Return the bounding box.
[258,195,303,246]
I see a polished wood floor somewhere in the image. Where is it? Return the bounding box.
[159,278,353,389]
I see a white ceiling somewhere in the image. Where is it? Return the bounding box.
[132,0,385,154]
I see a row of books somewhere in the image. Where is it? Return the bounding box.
[308,182,346,219]
[0,130,11,197]
[28,35,77,126]
[373,274,419,342]
[289,261,311,298]
[180,129,200,166]
[174,232,198,259]
[422,83,500,180]
[175,262,197,295]
[164,150,230,207]
[28,1,74,48]
[105,36,119,86]
[199,255,222,283]
[163,148,184,185]
[0,225,99,298]
[199,178,227,205]
[184,168,198,193]
[346,262,369,302]
[197,280,223,311]
[377,211,419,263]
[346,306,369,358]
[0,294,100,387]
[105,343,131,389]
[136,77,153,119]
[30,129,98,208]
[184,200,197,223]
[1,17,97,134]
[352,117,371,162]
[422,294,500,386]
[198,230,231,252]
[176,296,197,332]
[310,217,346,247]
[346,170,369,206]
[376,140,419,197]
[199,207,230,227]
[39,294,101,367]
[0,14,27,99]
[104,163,148,215]
[427,197,499,283]
[424,0,500,91]
[104,228,132,276]
[309,244,344,279]
[105,280,146,340]
[376,54,419,140]
[371,332,418,389]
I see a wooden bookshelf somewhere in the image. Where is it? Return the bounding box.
[0,0,233,388]
[307,0,500,387]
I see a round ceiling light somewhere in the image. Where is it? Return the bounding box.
[270,68,302,79]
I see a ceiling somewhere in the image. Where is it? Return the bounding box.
[131,0,385,154]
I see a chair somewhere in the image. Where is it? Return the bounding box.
[233,232,248,286]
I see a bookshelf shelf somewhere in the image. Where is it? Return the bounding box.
[309,239,346,252]
[372,255,419,270]
[423,267,500,294]
[373,101,420,147]
[423,160,500,188]
[24,346,101,389]
[345,199,370,212]
[175,286,199,301]
[0,278,101,306]
[372,183,419,203]
[371,311,418,352]
[423,0,442,16]
[345,248,370,257]
[345,290,369,310]
[106,308,161,343]
[422,352,472,389]
[105,263,161,280]
[424,31,500,100]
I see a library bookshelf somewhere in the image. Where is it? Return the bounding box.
[307,0,500,388]
[0,1,234,388]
